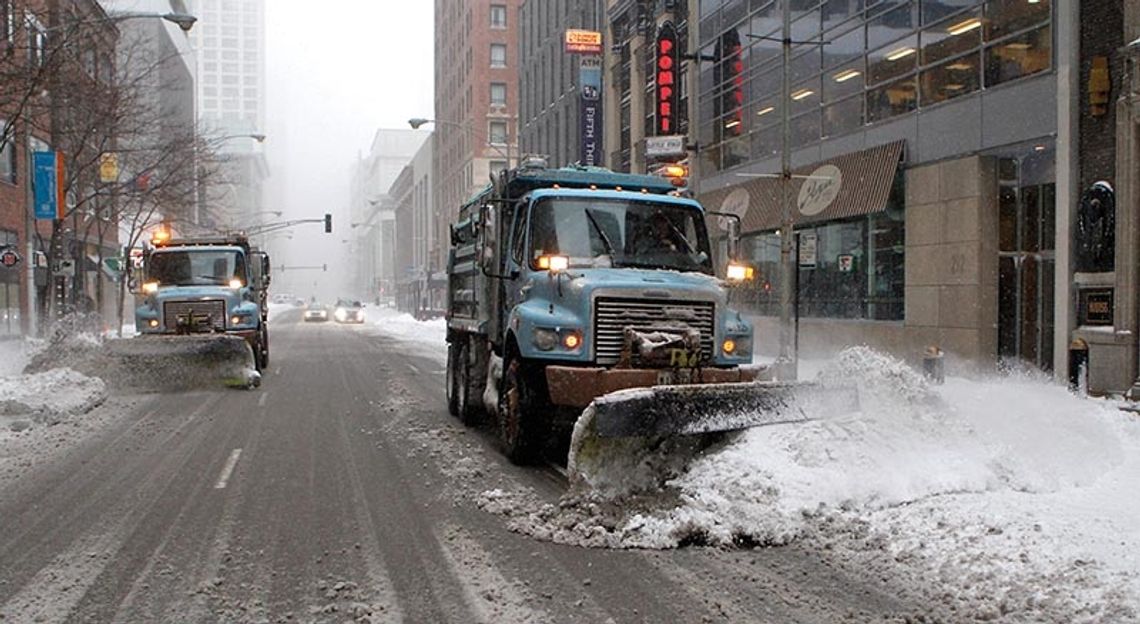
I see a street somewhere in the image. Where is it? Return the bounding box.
[0,308,925,624]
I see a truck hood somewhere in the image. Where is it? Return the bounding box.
[557,268,725,302]
[152,286,240,301]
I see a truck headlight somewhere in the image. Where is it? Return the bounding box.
[533,328,559,351]
[723,336,751,356]
[726,263,754,282]
[143,281,159,294]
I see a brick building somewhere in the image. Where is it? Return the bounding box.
[432,0,521,274]
[1,0,120,336]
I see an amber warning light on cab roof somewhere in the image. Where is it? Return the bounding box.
[652,162,689,187]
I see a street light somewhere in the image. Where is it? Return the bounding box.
[47,12,198,33]
[407,117,512,167]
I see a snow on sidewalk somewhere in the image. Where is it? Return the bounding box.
[364,309,447,363]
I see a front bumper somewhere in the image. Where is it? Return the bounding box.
[545,365,764,408]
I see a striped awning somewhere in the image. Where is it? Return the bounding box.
[699,140,905,234]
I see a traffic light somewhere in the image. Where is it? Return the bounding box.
[324,213,332,233]
[323,263,327,272]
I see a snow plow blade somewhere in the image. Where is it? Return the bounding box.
[591,381,850,438]
[103,335,260,392]
[568,381,856,494]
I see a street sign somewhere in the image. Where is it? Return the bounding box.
[0,247,21,268]
[99,153,120,183]
[645,135,687,158]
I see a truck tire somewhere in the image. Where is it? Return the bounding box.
[446,341,461,417]
[259,327,270,369]
[498,357,547,465]
[455,339,482,425]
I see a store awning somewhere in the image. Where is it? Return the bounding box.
[699,140,905,234]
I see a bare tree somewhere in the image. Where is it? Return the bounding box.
[2,1,230,333]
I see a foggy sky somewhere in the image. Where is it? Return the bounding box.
[264,1,433,300]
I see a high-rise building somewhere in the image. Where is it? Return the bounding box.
[189,0,267,231]
[518,0,604,168]
[432,0,521,273]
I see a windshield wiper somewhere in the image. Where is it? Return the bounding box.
[584,209,621,264]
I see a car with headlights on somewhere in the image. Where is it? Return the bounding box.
[333,299,365,324]
[303,302,329,322]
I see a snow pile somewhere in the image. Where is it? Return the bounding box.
[0,339,42,377]
[482,347,1140,620]
[0,368,107,424]
[366,310,447,360]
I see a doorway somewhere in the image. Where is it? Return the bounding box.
[997,156,1056,371]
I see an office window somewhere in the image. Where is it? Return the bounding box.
[490,82,507,106]
[921,52,981,104]
[490,43,507,67]
[491,5,507,29]
[867,76,917,122]
[489,121,508,145]
[984,24,1050,87]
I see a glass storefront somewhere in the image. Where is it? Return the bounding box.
[698,0,1053,173]
[729,171,905,321]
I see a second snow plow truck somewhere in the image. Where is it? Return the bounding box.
[108,232,271,391]
[445,159,815,468]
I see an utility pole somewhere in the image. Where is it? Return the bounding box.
[775,0,796,380]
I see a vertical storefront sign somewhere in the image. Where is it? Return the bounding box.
[656,22,679,136]
[579,56,603,166]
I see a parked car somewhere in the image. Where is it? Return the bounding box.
[334,299,365,324]
[303,302,329,322]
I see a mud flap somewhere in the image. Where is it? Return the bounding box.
[104,335,259,392]
[590,381,850,438]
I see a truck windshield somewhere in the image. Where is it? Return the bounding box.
[148,249,246,286]
[529,197,713,274]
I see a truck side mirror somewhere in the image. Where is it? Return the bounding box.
[708,211,742,260]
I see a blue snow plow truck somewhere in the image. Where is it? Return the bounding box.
[119,233,271,390]
[445,159,809,464]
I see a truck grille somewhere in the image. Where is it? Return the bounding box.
[593,297,715,365]
[164,300,226,332]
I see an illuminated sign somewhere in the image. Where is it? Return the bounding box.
[565,29,603,54]
[656,22,679,136]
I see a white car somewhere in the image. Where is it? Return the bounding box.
[303,302,329,322]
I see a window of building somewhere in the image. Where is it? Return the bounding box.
[490,82,507,106]
[0,120,15,184]
[984,24,1051,88]
[490,5,507,29]
[489,121,507,145]
[490,43,507,68]
[1,0,13,43]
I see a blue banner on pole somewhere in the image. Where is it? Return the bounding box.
[33,151,57,220]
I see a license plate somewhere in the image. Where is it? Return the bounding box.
[656,368,694,385]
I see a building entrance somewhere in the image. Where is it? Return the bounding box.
[997,157,1056,371]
